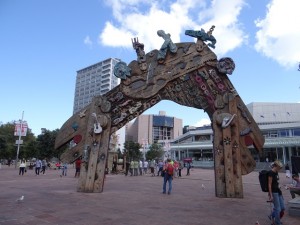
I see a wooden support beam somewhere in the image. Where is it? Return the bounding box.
[223,126,235,197]
[228,97,243,198]
[213,111,226,198]
[93,122,111,192]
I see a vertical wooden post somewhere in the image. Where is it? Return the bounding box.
[76,103,111,193]
[213,111,226,197]
[213,97,243,198]
[222,126,235,197]
[77,107,96,192]
[229,98,243,198]
[93,122,111,192]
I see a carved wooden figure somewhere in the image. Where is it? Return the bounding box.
[55,26,264,197]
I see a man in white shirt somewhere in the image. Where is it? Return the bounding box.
[143,160,148,174]
[139,160,143,175]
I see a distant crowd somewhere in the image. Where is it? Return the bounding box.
[122,159,192,178]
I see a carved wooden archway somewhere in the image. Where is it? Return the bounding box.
[55,27,264,198]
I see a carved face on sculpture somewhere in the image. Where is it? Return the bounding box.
[217,57,235,75]
[113,62,131,79]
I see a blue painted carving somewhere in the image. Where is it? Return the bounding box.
[157,30,178,62]
[113,61,131,80]
[185,25,216,49]
[72,122,79,131]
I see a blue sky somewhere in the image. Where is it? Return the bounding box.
[1,0,300,143]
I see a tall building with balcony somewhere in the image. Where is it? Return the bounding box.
[73,58,120,114]
[125,111,183,146]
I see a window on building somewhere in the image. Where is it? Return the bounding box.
[194,135,210,141]
[152,126,172,142]
[292,128,300,136]
[278,129,288,137]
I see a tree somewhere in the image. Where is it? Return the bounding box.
[123,141,142,161]
[0,122,35,160]
[36,129,63,160]
[0,122,63,161]
[146,143,164,160]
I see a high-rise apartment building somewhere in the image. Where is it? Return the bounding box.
[125,111,183,145]
[73,58,120,114]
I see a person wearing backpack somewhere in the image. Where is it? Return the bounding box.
[268,160,285,225]
[162,159,174,195]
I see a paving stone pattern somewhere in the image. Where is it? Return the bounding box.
[0,166,299,225]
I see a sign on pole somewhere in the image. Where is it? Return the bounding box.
[14,121,28,136]
[15,140,23,145]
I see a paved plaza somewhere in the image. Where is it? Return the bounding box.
[0,165,299,225]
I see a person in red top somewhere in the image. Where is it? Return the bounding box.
[75,158,82,178]
[162,159,174,195]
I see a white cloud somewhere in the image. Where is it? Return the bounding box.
[254,0,300,68]
[84,35,93,47]
[99,0,247,55]
[100,22,134,48]
[193,118,211,127]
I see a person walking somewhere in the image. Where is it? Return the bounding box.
[61,162,67,177]
[173,160,179,178]
[186,162,191,176]
[60,163,68,177]
[143,160,148,174]
[157,160,164,176]
[133,160,139,176]
[125,159,130,176]
[75,158,82,178]
[41,159,47,175]
[35,159,42,176]
[149,159,156,177]
[139,160,143,175]
[162,159,174,195]
[268,160,285,225]
[130,160,134,176]
[19,159,26,175]
[178,162,183,177]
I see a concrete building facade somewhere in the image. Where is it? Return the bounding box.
[170,102,300,167]
[73,58,120,114]
[125,111,183,146]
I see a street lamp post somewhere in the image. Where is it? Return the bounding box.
[15,111,24,168]
[142,138,147,161]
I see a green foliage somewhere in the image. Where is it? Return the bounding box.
[36,129,61,160]
[123,141,142,161]
[146,143,164,160]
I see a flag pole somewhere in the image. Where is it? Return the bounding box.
[15,111,24,168]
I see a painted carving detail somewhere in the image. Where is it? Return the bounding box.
[185,25,216,49]
[114,61,131,79]
[217,57,235,75]
[157,30,178,62]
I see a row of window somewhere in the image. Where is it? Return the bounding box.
[180,128,300,144]
[153,126,172,142]
[263,128,300,138]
